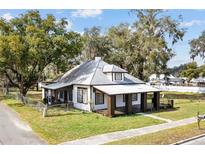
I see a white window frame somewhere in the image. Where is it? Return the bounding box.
[77,87,88,104]
[115,73,122,80]
[95,90,104,105]
[132,93,138,101]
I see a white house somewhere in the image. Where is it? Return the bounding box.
[149,74,184,86]
[41,57,160,117]
[190,77,205,87]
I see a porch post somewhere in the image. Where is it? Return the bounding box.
[54,90,58,103]
[107,95,115,117]
[141,93,147,112]
[153,92,160,111]
[125,94,132,114]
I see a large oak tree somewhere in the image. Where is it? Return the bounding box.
[0,10,83,97]
[107,10,185,80]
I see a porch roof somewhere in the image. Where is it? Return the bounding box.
[94,84,160,95]
[41,82,71,90]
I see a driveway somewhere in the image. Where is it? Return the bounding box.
[0,102,46,145]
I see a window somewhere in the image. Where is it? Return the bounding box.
[95,91,104,105]
[77,87,88,104]
[132,93,138,101]
[68,90,73,101]
[60,91,64,99]
[115,73,122,80]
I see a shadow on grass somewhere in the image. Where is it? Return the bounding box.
[146,107,180,114]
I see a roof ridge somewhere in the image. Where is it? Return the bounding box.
[90,59,101,85]
[60,60,89,83]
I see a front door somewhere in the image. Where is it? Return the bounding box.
[64,90,67,103]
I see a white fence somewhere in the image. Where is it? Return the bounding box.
[154,85,205,94]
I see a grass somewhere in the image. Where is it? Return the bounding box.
[107,122,205,145]
[0,89,163,144]
[1,89,205,144]
[149,91,205,120]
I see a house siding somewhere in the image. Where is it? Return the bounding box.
[92,93,141,111]
[73,85,91,111]
[92,93,108,110]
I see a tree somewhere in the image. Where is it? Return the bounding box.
[106,23,132,68]
[0,10,83,97]
[180,62,200,82]
[82,26,112,61]
[168,63,190,77]
[190,31,205,61]
[128,10,184,80]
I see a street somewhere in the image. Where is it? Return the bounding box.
[0,102,46,145]
[181,136,205,145]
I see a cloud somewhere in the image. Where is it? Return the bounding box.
[71,9,103,18]
[55,19,73,31]
[1,13,14,21]
[180,20,205,27]
[65,19,72,31]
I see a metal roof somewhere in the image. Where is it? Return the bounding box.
[103,64,127,73]
[42,58,145,90]
[94,84,160,95]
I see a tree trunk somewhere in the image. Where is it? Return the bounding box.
[19,85,28,104]
[138,61,144,80]
[36,83,39,91]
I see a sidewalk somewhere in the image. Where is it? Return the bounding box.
[60,117,196,145]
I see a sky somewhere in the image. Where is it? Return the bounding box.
[0,9,205,68]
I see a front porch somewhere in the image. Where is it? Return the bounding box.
[101,92,160,117]
[43,85,73,105]
[96,103,157,117]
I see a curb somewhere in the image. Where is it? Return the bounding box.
[172,133,205,145]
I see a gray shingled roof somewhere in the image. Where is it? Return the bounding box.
[42,58,144,90]
[103,64,127,73]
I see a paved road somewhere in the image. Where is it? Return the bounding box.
[181,136,205,145]
[0,102,46,145]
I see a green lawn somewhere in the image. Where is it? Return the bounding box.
[149,92,205,120]
[107,122,205,145]
[0,89,163,144]
[2,89,205,144]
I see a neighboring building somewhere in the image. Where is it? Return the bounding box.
[190,77,205,87]
[149,74,184,86]
[41,57,160,117]
[149,74,167,85]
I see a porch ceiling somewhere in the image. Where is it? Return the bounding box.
[94,84,160,95]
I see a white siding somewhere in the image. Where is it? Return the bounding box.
[93,93,141,111]
[132,94,141,105]
[116,95,125,107]
[93,93,108,110]
[73,85,91,111]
